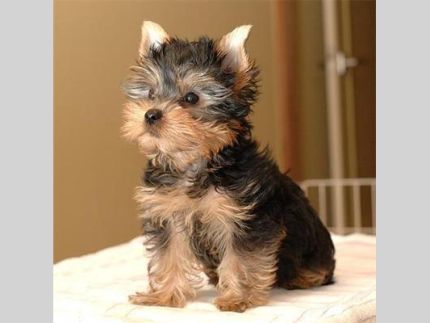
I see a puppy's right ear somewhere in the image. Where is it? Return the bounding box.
[139,21,169,57]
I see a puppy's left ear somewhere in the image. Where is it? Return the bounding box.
[139,21,170,57]
[217,25,252,72]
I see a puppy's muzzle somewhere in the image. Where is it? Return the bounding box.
[145,108,163,125]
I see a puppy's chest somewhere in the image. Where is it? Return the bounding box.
[136,174,249,241]
[136,180,228,222]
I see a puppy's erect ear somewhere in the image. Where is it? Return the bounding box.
[139,21,169,57]
[217,25,252,72]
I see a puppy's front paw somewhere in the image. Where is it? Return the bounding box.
[129,291,186,308]
[214,296,249,312]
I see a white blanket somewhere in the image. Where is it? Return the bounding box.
[54,234,376,323]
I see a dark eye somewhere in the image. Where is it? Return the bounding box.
[183,92,199,105]
[148,88,155,100]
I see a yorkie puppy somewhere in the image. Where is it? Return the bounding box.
[122,21,335,312]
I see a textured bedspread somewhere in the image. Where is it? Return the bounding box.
[54,234,376,322]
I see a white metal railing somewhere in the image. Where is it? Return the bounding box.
[301,178,375,235]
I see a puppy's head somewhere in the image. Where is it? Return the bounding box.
[122,21,258,169]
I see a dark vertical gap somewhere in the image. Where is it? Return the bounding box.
[350,0,376,178]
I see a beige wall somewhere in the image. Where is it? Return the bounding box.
[54,0,282,262]
[295,1,330,180]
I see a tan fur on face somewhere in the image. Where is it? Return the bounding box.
[122,101,150,142]
[157,108,236,160]
[122,100,237,170]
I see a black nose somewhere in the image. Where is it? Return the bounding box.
[145,109,163,124]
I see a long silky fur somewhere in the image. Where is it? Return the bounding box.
[124,31,335,312]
